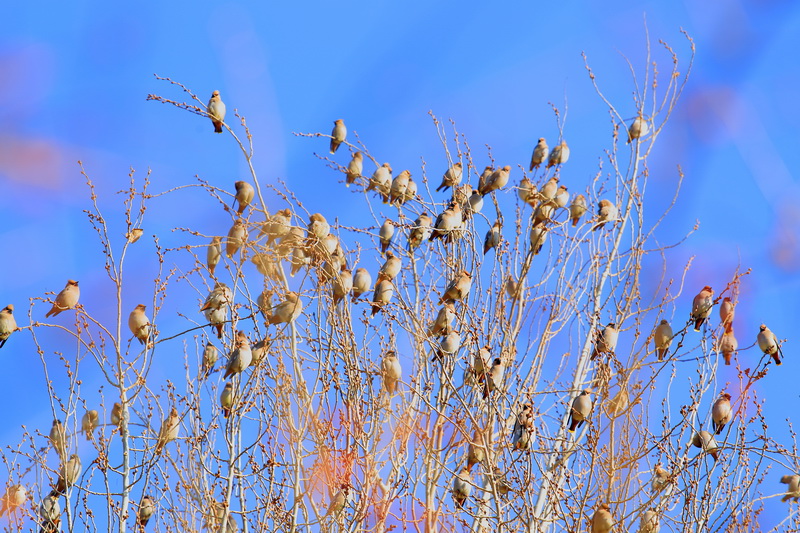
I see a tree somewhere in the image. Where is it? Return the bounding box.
[0,29,793,533]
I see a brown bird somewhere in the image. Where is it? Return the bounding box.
[225,220,246,258]
[332,268,353,305]
[371,277,395,317]
[81,410,99,441]
[434,330,462,361]
[45,280,80,318]
[530,223,547,255]
[366,163,392,203]
[200,342,218,380]
[593,199,619,231]
[439,270,472,304]
[651,464,669,493]
[691,286,714,332]
[39,493,61,532]
[452,468,472,508]
[138,495,155,527]
[483,357,505,398]
[200,282,233,312]
[466,428,487,471]
[267,292,303,325]
[477,166,493,194]
[692,430,719,461]
[260,209,292,245]
[591,323,618,360]
[0,484,27,517]
[378,250,402,282]
[437,162,463,192]
[207,236,222,276]
[511,403,534,451]
[381,351,402,395]
[484,220,502,255]
[546,140,570,168]
[128,304,151,345]
[428,302,456,337]
[111,402,124,435]
[467,345,492,387]
[429,202,463,243]
[529,138,549,171]
[719,297,735,331]
[207,90,226,133]
[223,331,252,379]
[379,219,394,253]
[404,176,418,205]
[781,474,800,502]
[49,419,67,458]
[518,177,537,206]
[307,213,330,240]
[718,328,738,365]
[591,503,613,533]
[532,203,554,227]
[330,119,346,154]
[505,276,521,299]
[234,181,254,215]
[408,212,433,251]
[220,382,235,419]
[627,114,649,143]
[479,165,511,195]
[0,304,17,349]
[155,407,180,455]
[757,324,783,365]
[654,319,673,360]
[51,453,81,496]
[554,185,570,209]
[126,228,144,243]
[539,176,559,204]
[638,509,659,533]
[389,170,411,205]
[569,194,588,227]
[345,151,363,186]
[711,392,732,435]
[352,268,373,302]
[568,390,593,432]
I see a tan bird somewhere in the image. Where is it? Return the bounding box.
[408,212,433,251]
[429,203,463,244]
[138,494,155,527]
[488,467,512,496]
[719,297,735,331]
[518,177,537,206]
[345,151,363,186]
[530,223,547,255]
[718,328,738,365]
[467,345,492,387]
[480,165,511,195]
[260,209,292,245]
[234,181,254,215]
[250,338,269,366]
[223,332,252,379]
[512,403,534,451]
[692,430,719,461]
[627,114,649,143]
[366,163,392,203]
[651,464,669,493]
[437,162,463,192]
[332,268,353,305]
[207,90,226,133]
[711,392,732,434]
[325,483,349,518]
[379,219,394,254]
[49,419,67,458]
[691,286,714,332]
[352,268,372,302]
[381,350,402,395]
[428,302,456,337]
[111,402,124,435]
[757,324,783,365]
[539,176,559,204]
[593,199,619,231]
[554,185,570,209]
[547,140,570,168]
[434,330,462,361]
[330,119,346,154]
[439,270,472,304]
[569,194,588,227]
[637,509,659,533]
[505,276,521,299]
[45,279,80,318]
[466,428,487,471]
[591,323,618,360]
[483,357,505,398]
[200,282,233,312]
[568,390,593,432]
[781,474,800,502]
[477,165,493,193]
[81,410,99,441]
[155,407,180,455]
[39,493,61,531]
[204,304,227,340]
[0,304,17,349]
[199,342,218,380]
[532,202,554,226]
[403,176,418,205]
[530,138,549,170]
[378,250,402,282]
[307,213,330,240]
[267,292,303,325]
[389,170,411,205]
[484,221,502,255]
[654,319,673,361]
[207,236,222,276]
[452,468,472,508]
[126,227,144,243]
[220,382,235,419]
[52,453,81,496]
[225,220,246,258]
[591,503,613,533]
[129,304,151,345]
[0,484,27,517]
[371,277,395,317]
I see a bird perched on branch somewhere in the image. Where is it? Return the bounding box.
[82,410,99,442]
[378,251,401,282]
[530,223,547,255]
[408,212,433,251]
[129,304,152,345]
[568,390,593,432]
[479,165,511,195]
[225,220,246,258]
[379,219,394,254]
[483,357,504,398]
[366,163,392,203]
[452,468,471,508]
[345,151,363,187]
[692,430,719,461]
[466,428,487,471]
[484,221,502,255]
[39,493,61,532]
[593,200,618,231]
[0,484,27,517]
[690,286,714,332]
[711,392,732,434]
[591,503,613,533]
[207,90,226,133]
[332,267,353,305]
[781,474,800,502]
[352,268,372,302]
[569,194,588,227]
[637,509,659,533]
[381,351,401,395]
[439,270,472,304]
[137,495,155,527]
[111,402,123,435]
[547,140,570,168]
[389,170,411,205]
[430,203,463,244]
[234,181,254,215]
[0,304,17,349]
[220,382,235,419]
[329,119,346,154]
[512,403,534,451]
[155,407,180,455]
[654,319,673,361]
[324,484,349,518]
[428,302,455,337]
[49,419,67,458]
[718,328,738,365]
[591,323,618,360]
[51,453,81,496]
[371,276,394,317]
[45,280,80,318]
[529,138,549,170]
[627,114,649,143]
[200,342,218,380]
[266,292,303,325]
[437,162,463,192]
[433,330,461,361]
[260,209,292,245]
[757,324,783,365]
[224,331,252,379]
[719,296,735,331]
[206,236,222,276]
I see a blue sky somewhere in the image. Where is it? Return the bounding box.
[2,0,800,529]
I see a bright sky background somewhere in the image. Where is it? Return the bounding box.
[2,0,800,529]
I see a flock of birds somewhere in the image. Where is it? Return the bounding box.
[0,90,793,531]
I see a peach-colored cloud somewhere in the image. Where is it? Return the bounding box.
[0,136,66,187]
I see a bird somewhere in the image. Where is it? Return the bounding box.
[51,453,81,496]
[403,176,418,205]
[554,185,570,209]
[692,430,719,461]
[488,467,512,496]
[484,221,502,255]
[251,253,280,280]
[512,403,534,451]
[433,330,462,361]
[479,165,511,195]
[466,428,486,471]
[505,276,521,300]
[719,297,735,331]
[466,345,492,388]
[81,410,99,441]
[452,468,472,508]
[224,331,253,379]
[200,343,218,380]
[532,203,554,227]
[332,268,353,305]
[429,203,463,243]
[382,351,402,395]
[718,328,738,366]
[653,319,673,361]
[220,382,235,419]
[428,302,455,337]
[371,277,395,317]
[530,223,547,255]
[307,213,330,241]
[568,390,593,432]
[591,323,618,360]
[204,304,227,340]
[128,304,151,345]
[593,199,619,231]
[330,119,346,154]
[569,194,588,227]
[379,219,394,254]
[250,338,269,366]
[477,166,493,193]
[637,509,659,533]
[711,392,732,434]
[651,464,669,493]
[207,90,226,133]
[757,324,783,365]
[126,228,144,243]
[38,493,61,532]
[627,114,649,143]
[366,163,392,203]
[408,212,433,251]
[781,474,800,502]
[439,270,472,303]
[324,484,349,518]
[0,484,27,517]
[267,292,303,325]
[138,495,155,527]
[111,402,124,435]
[45,280,80,318]
[155,407,180,455]
[546,140,570,168]
[200,282,233,312]
[378,250,402,282]
[345,151,363,186]
[225,220,246,258]
[437,162,463,192]
[518,177,537,206]
[260,209,292,245]
[352,268,372,302]
[539,177,559,204]
[234,181,254,215]
[483,357,505,398]
[49,419,67,458]
[529,138,549,170]
[690,286,714,332]
[389,170,411,205]
[591,503,613,533]
[207,236,222,276]
[0,304,17,349]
